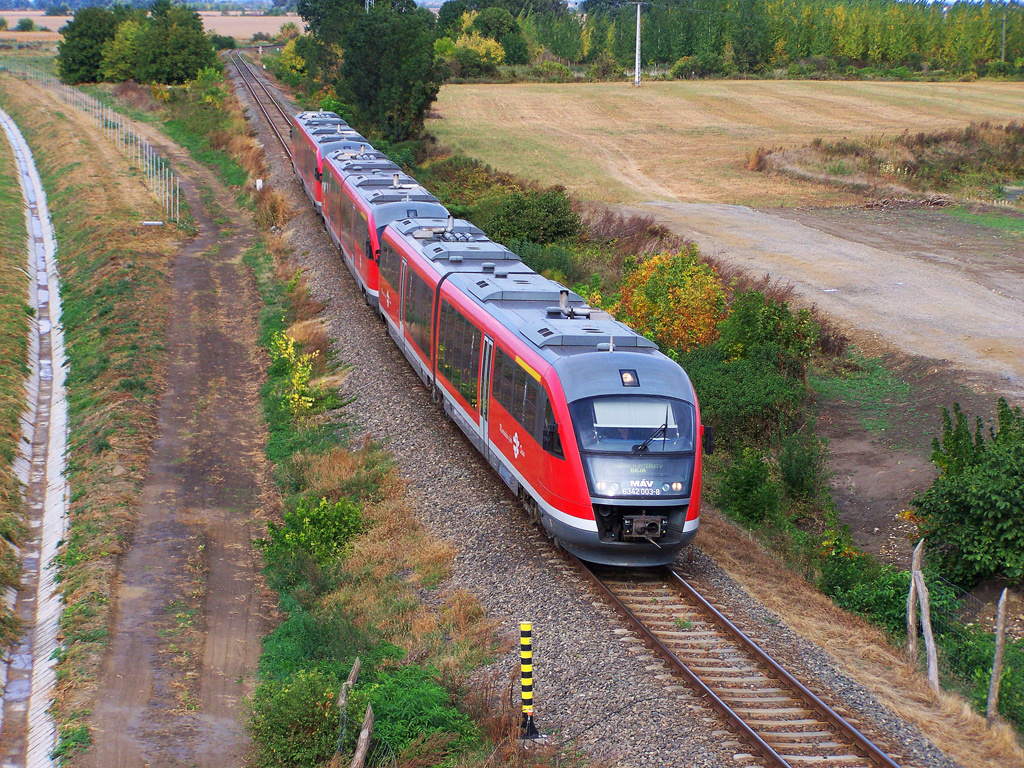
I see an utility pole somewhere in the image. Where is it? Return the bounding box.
[1002,13,1007,63]
[633,2,642,86]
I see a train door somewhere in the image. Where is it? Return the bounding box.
[478,337,494,447]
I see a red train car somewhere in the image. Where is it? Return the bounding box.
[321,152,447,309]
[289,110,368,211]
[376,217,712,567]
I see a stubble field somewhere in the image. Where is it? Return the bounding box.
[428,79,1024,207]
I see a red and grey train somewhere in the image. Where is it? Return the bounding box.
[290,111,713,566]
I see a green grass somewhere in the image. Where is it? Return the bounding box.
[946,206,1024,237]
[0,100,29,645]
[810,355,915,435]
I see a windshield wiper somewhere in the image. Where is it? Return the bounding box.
[632,408,670,454]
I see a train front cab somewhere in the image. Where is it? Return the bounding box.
[538,351,710,566]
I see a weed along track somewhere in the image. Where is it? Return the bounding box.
[578,558,902,768]
[0,105,67,768]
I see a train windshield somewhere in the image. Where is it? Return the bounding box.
[569,396,695,454]
[569,396,696,499]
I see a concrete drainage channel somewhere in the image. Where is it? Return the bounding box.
[0,106,68,767]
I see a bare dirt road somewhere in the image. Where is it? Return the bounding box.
[84,127,273,767]
[632,201,1024,401]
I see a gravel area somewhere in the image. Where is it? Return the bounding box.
[225,58,968,768]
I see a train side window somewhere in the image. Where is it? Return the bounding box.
[379,241,400,291]
[403,267,432,355]
[542,397,563,458]
[437,300,482,410]
[493,348,542,441]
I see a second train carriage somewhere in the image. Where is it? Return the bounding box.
[376,217,712,567]
[321,153,448,309]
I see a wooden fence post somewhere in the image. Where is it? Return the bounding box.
[906,540,923,663]
[332,658,361,765]
[987,588,1009,725]
[913,569,940,694]
[348,704,375,768]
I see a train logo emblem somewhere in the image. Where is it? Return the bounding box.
[512,432,522,459]
[382,288,391,309]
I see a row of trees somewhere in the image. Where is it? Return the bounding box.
[523,0,1024,74]
[57,1,215,85]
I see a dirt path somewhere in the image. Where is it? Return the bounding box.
[84,133,273,766]
[632,201,1024,401]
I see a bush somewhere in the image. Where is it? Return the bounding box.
[529,61,572,82]
[587,50,621,80]
[506,238,586,284]
[15,17,34,32]
[915,398,1024,586]
[818,544,959,637]
[616,247,726,353]
[249,669,339,768]
[269,495,361,563]
[474,187,581,244]
[670,56,696,79]
[777,424,829,501]
[350,666,476,754]
[259,607,373,683]
[718,289,819,378]
[209,33,236,50]
[675,342,806,444]
[714,447,778,524]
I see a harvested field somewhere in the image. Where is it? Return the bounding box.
[0,10,303,40]
[428,80,1024,207]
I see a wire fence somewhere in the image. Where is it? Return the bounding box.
[0,61,180,222]
[920,572,1023,731]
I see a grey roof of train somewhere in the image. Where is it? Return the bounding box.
[388,218,659,364]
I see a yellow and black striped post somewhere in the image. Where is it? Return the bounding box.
[520,621,540,738]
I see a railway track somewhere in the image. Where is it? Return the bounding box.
[230,51,292,159]
[576,557,902,768]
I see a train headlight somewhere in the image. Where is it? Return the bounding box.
[596,481,607,492]
[609,483,620,494]
[662,483,670,492]
[671,482,683,492]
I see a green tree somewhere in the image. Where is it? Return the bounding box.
[437,0,468,38]
[297,0,364,47]
[472,6,517,39]
[500,31,529,64]
[0,18,8,32]
[340,0,443,141]
[57,7,118,84]
[134,3,215,84]
[101,19,142,82]
[15,17,34,31]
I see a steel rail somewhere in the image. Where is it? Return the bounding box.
[571,554,901,768]
[230,52,291,159]
[666,567,901,768]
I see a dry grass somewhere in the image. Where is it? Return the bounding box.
[111,82,161,113]
[696,508,1024,768]
[428,80,1024,207]
[4,10,305,40]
